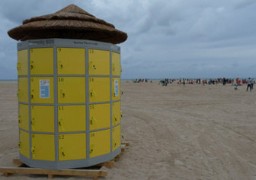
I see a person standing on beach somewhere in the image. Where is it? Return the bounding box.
[246,78,253,91]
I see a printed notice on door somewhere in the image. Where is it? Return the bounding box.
[114,79,119,97]
[39,80,50,98]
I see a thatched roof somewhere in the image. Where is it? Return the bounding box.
[8,4,127,44]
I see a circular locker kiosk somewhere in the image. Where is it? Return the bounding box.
[17,39,122,169]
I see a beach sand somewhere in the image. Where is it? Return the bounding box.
[0,81,256,180]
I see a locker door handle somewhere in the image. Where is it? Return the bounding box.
[90,91,95,97]
[32,147,35,153]
[60,64,63,69]
[90,117,94,125]
[61,151,65,157]
[58,120,65,131]
[89,61,96,70]
[112,64,115,72]
[62,93,65,98]
[31,94,34,99]
[18,115,21,124]
[32,147,36,158]
[31,118,35,126]
[30,65,34,70]
[114,116,118,122]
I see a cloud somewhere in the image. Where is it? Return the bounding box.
[1,0,256,79]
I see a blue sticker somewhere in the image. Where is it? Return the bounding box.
[114,79,119,97]
[40,80,50,98]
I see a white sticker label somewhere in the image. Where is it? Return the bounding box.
[39,80,50,98]
[114,79,119,97]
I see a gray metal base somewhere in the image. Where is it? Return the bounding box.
[19,147,121,170]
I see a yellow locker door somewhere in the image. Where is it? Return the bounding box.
[30,77,54,104]
[17,50,28,75]
[89,77,110,103]
[89,49,110,75]
[90,129,110,158]
[19,130,29,158]
[18,77,28,103]
[89,104,110,131]
[112,125,121,151]
[30,48,53,75]
[112,52,121,76]
[32,134,55,161]
[19,104,29,130]
[31,105,54,132]
[58,77,85,103]
[112,78,121,101]
[59,133,86,160]
[57,48,85,75]
[58,105,86,132]
[112,101,121,126]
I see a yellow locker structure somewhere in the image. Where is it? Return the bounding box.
[58,77,85,103]
[90,129,110,158]
[18,104,29,130]
[18,77,28,103]
[17,39,122,169]
[58,105,86,132]
[112,125,121,151]
[89,77,110,102]
[59,133,86,160]
[19,130,29,158]
[112,101,121,126]
[31,105,54,132]
[17,50,28,75]
[89,49,110,75]
[89,104,110,130]
[30,48,54,75]
[57,48,85,75]
[32,134,55,161]
[112,52,121,76]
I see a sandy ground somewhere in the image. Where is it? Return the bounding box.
[0,81,256,180]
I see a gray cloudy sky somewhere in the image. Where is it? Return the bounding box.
[1,0,256,79]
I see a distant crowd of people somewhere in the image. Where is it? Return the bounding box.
[132,77,255,91]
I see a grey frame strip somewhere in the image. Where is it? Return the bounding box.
[53,46,59,161]
[85,47,90,159]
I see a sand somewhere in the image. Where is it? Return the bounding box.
[0,81,256,180]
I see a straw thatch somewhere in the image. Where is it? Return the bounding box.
[8,4,127,44]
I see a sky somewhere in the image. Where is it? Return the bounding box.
[1,0,256,79]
